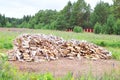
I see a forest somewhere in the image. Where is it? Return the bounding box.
[0,0,120,35]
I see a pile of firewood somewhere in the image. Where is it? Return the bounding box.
[8,34,112,62]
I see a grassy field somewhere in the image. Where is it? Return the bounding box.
[0,28,120,80]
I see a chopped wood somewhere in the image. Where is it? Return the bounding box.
[8,34,112,62]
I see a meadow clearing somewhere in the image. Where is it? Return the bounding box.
[0,28,120,80]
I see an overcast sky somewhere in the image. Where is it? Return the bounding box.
[0,0,113,18]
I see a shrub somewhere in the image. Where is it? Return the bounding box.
[3,43,13,49]
[101,24,107,34]
[73,26,83,33]
[94,22,101,34]
[41,25,49,30]
[0,53,18,80]
[99,41,106,47]
[106,15,115,34]
[34,23,44,29]
[114,19,120,35]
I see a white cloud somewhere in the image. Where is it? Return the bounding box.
[0,0,113,18]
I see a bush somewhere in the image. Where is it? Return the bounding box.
[73,26,83,33]
[106,15,115,34]
[0,53,18,80]
[41,25,49,30]
[101,24,107,34]
[49,21,57,30]
[99,41,106,47]
[114,19,120,35]
[3,43,13,49]
[34,23,44,29]
[94,22,101,34]
[0,40,13,49]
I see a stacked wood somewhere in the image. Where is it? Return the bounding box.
[8,34,112,62]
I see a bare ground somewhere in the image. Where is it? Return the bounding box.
[9,58,120,77]
[0,28,30,32]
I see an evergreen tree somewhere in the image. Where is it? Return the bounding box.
[72,0,88,26]
[94,22,102,34]
[90,1,110,26]
[106,15,115,34]
[114,19,120,35]
[113,0,120,19]
[61,1,73,29]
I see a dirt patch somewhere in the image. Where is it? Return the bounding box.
[0,28,31,33]
[9,58,120,77]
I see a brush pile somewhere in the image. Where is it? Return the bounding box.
[8,34,112,62]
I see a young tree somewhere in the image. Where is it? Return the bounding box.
[94,22,102,34]
[6,22,12,27]
[55,14,67,30]
[82,4,91,28]
[73,26,83,33]
[61,1,73,29]
[72,0,89,27]
[114,19,120,35]
[90,1,110,26]
[113,0,120,19]
[106,15,115,34]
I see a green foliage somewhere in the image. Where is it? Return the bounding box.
[37,73,54,80]
[0,32,15,49]
[0,14,7,27]
[6,22,12,27]
[55,14,67,30]
[34,23,44,29]
[49,21,57,30]
[90,12,97,27]
[44,25,50,29]
[0,41,13,49]
[73,26,83,33]
[0,23,2,26]
[113,0,120,19]
[99,41,106,47]
[61,1,72,29]
[0,43,12,49]
[0,53,17,80]
[3,43,13,49]
[61,72,74,80]
[114,19,120,35]
[0,53,8,61]
[94,22,101,34]
[95,41,120,48]
[106,15,115,34]
[101,24,108,34]
[29,10,58,29]
[90,1,110,26]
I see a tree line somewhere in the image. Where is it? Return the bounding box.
[0,0,120,35]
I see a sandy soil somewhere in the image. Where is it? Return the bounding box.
[9,58,120,77]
